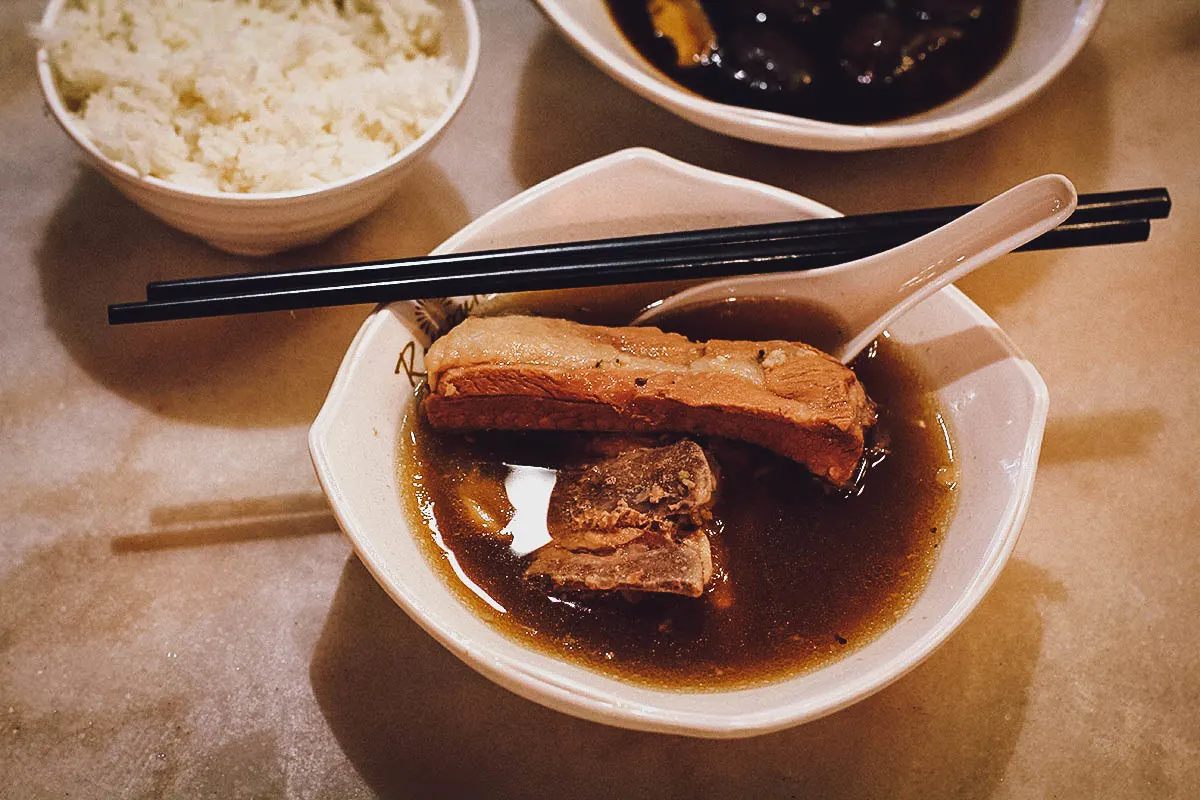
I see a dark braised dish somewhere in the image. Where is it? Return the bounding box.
[605,0,1020,124]
[398,300,957,688]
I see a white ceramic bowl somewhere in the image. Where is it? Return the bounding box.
[35,0,480,256]
[309,148,1049,738]
[533,0,1105,151]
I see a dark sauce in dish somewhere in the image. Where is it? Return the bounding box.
[605,0,1020,124]
[397,298,956,689]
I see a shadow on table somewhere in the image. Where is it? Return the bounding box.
[1040,408,1166,464]
[311,556,1065,800]
[32,163,469,428]
[110,492,340,553]
[509,30,1114,316]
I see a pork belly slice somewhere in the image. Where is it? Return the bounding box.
[524,440,717,598]
[424,315,876,488]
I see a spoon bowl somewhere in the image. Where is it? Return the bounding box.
[634,174,1078,362]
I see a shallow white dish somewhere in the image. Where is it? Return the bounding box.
[533,0,1106,151]
[309,148,1048,738]
[36,0,480,256]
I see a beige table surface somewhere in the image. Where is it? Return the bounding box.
[2,0,1198,796]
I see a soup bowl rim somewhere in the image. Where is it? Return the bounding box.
[309,147,1048,737]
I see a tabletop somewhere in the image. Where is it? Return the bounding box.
[2,0,1198,797]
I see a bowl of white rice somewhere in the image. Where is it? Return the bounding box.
[36,0,480,255]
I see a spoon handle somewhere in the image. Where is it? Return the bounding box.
[832,174,1077,362]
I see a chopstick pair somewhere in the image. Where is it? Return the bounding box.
[108,188,1171,325]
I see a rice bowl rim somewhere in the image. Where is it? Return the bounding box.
[35,0,481,202]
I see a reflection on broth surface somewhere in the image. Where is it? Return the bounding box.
[397,298,956,688]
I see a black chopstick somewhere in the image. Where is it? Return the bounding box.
[109,218,1152,325]
[142,188,1171,302]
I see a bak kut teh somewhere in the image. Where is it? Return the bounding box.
[399,303,956,688]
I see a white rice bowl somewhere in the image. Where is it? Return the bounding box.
[37,0,459,193]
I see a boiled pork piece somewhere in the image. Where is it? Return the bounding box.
[424,315,876,488]
[524,440,716,598]
[524,531,714,598]
[547,438,716,551]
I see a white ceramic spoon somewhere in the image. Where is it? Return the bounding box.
[633,174,1078,363]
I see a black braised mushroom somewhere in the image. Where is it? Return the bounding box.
[605,0,1019,123]
[721,26,819,111]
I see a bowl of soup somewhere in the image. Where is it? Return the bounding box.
[531,0,1106,150]
[309,147,1048,737]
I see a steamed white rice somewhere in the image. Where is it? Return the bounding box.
[39,0,459,193]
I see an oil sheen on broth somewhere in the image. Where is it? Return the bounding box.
[605,0,1020,124]
[398,298,957,689]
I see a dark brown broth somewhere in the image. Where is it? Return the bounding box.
[605,0,1020,124]
[397,298,956,689]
